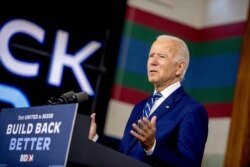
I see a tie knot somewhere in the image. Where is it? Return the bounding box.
[152,93,162,101]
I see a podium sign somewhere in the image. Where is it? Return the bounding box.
[0,104,78,167]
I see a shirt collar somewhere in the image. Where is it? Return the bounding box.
[154,81,181,99]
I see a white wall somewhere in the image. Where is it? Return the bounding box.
[128,0,249,28]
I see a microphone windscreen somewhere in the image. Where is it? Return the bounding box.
[73,92,88,103]
[58,91,75,103]
[61,91,75,98]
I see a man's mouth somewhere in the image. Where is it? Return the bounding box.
[149,69,157,73]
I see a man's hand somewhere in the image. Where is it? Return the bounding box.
[130,116,157,150]
[88,113,97,140]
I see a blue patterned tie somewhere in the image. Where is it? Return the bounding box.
[143,93,162,118]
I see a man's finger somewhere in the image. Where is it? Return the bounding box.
[151,116,157,126]
[90,113,96,123]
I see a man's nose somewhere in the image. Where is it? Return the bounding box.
[151,56,158,65]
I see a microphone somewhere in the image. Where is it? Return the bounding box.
[72,92,89,103]
[47,91,88,105]
[57,91,75,104]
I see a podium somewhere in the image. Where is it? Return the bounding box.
[68,114,151,167]
[0,104,151,167]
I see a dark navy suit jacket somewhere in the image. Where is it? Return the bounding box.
[119,86,208,167]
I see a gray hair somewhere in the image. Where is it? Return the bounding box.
[156,35,190,80]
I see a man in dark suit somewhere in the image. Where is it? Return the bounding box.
[89,35,208,167]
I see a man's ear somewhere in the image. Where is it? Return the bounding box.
[176,61,185,76]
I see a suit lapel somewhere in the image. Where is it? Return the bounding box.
[149,86,186,121]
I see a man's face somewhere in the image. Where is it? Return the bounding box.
[147,39,182,89]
